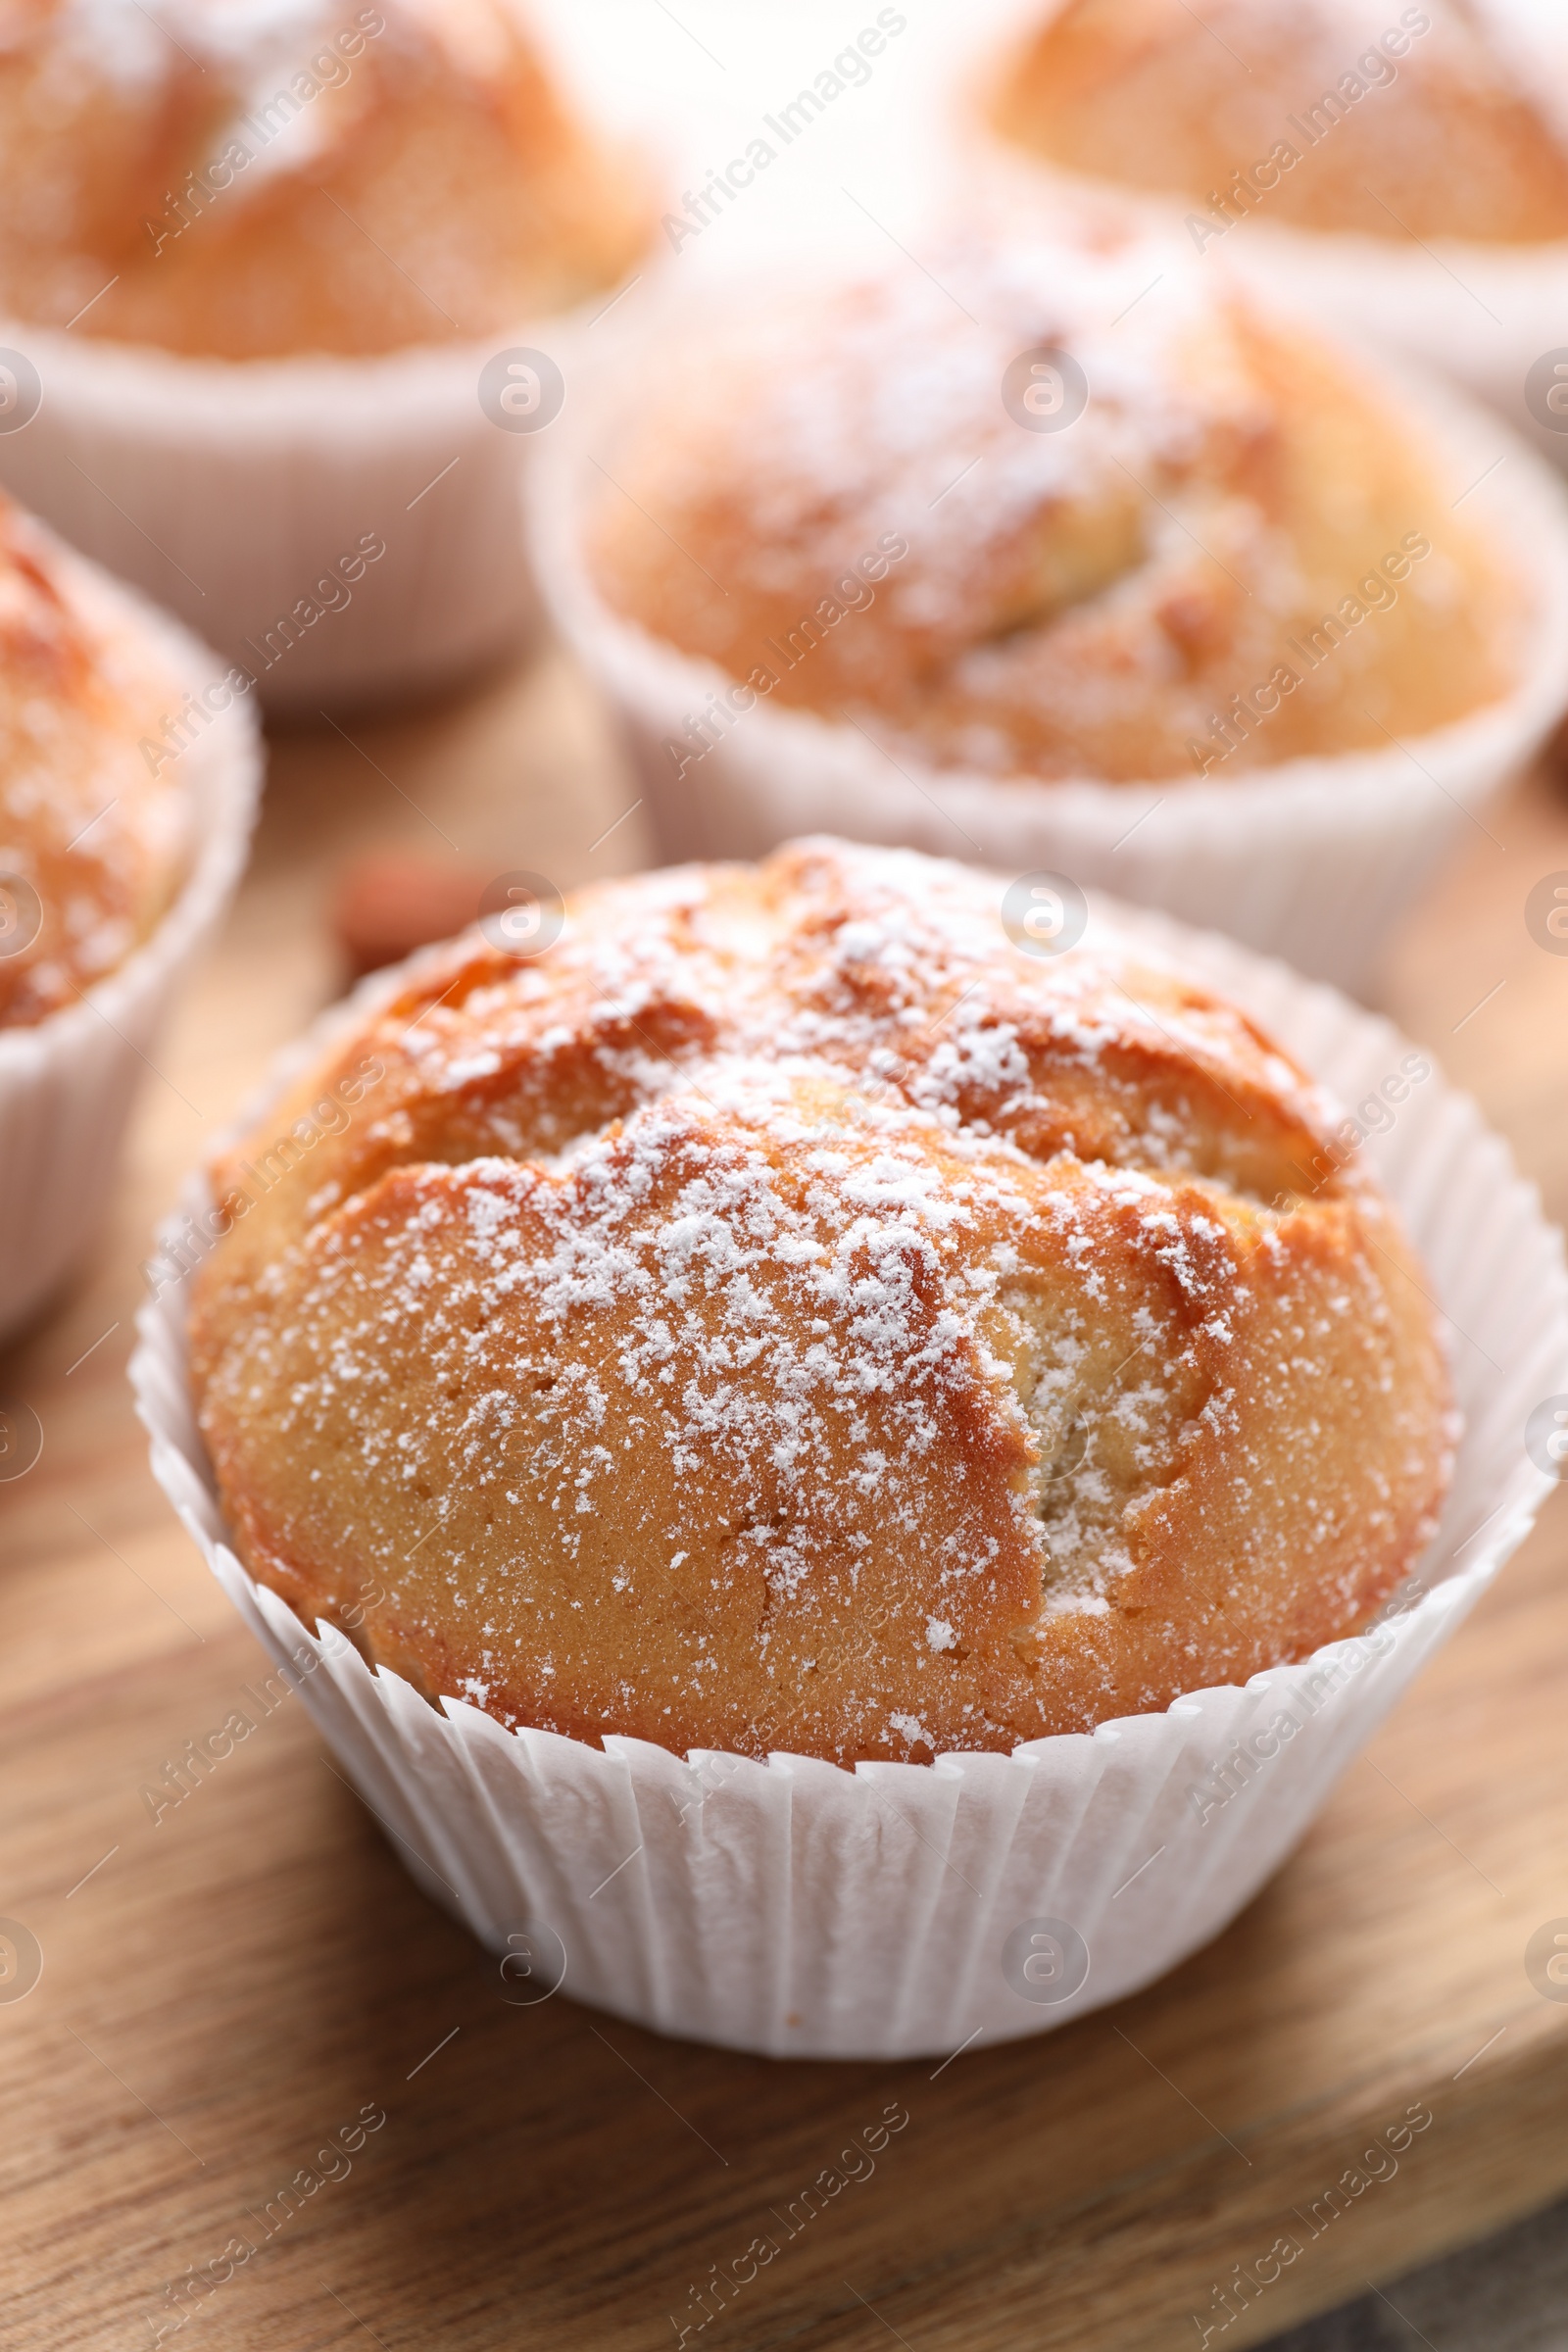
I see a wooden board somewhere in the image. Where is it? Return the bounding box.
[3,644,1568,2352]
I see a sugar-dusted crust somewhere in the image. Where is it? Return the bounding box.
[990,0,1568,243]
[585,234,1514,786]
[0,493,187,1029]
[0,1,653,359]
[190,840,1452,1765]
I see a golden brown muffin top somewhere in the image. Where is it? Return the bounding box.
[0,0,652,359]
[989,0,1568,243]
[190,841,1451,1766]
[0,492,186,1029]
[585,235,1514,785]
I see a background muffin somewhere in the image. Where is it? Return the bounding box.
[189,840,1451,1766]
[0,490,186,1029]
[0,485,259,1341]
[582,234,1515,785]
[987,0,1568,245]
[0,0,658,707]
[0,0,652,359]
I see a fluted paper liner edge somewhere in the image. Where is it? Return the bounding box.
[0,310,595,705]
[131,897,1568,2058]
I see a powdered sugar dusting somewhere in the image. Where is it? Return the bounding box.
[193,837,1450,1765]
[589,224,1510,784]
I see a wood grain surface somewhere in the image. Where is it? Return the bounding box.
[3,643,1567,2352]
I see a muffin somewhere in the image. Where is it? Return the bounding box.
[0,0,651,360]
[187,839,1452,1768]
[0,487,259,1339]
[584,236,1510,783]
[0,494,186,1029]
[0,1,656,704]
[968,2,1568,467]
[538,235,1568,989]
[989,0,1568,244]
[145,844,1561,2056]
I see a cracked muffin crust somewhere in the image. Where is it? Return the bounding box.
[582,233,1514,787]
[190,840,1452,1765]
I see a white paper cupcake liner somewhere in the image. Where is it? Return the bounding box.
[0,550,262,1343]
[0,313,596,710]
[130,891,1568,2060]
[528,290,1568,1000]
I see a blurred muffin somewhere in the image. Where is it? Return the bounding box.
[987,0,1568,244]
[583,234,1515,785]
[189,839,1452,1766]
[0,2,657,705]
[0,0,653,359]
[0,490,185,1029]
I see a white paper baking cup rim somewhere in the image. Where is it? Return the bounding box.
[130,884,1568,2059]
[0,314,552,446]
[528,277,1568,991]
[0,291,625,705]
[0,541,262,1339]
